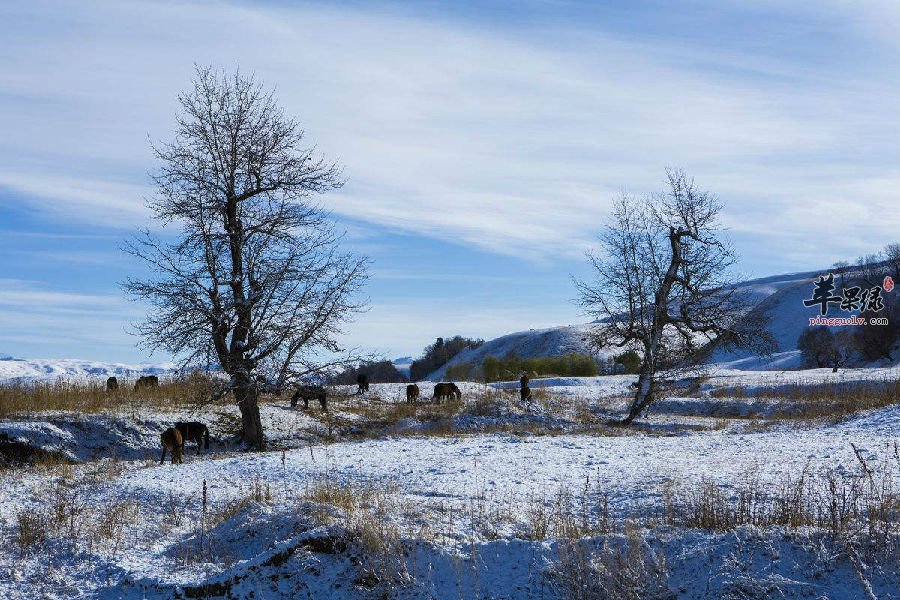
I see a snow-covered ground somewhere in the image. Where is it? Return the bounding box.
[1,371,899,598]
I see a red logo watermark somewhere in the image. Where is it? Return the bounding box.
[884,276,894,292]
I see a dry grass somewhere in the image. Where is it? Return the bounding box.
[551,528,671,600]
[208,478,273,527]
[0,373,222,418]
[298,476,411,589]
[661,444,900,548]
[524,483,613,541]
[336,387,629,441]
[710,377,900,421]
[14,477,161,560]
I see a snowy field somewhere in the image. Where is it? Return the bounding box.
[1,371,899,598]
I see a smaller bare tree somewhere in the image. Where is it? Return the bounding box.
[576,169,774,425]
[882,243,900,282]
[797,327,854,371]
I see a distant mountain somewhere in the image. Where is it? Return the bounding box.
[391,356,413,377]
[0,356,177,383]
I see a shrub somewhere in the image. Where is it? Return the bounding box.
[481,353,597,382]
[613,350,641,374]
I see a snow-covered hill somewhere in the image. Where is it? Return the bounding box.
[428,323,598,380]
[429,265,898,379]
[0,356,176,383]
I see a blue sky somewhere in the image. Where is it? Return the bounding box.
[0,0,898,363]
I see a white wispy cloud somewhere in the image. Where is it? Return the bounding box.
[0,0,896,265]
[0,279,145,356]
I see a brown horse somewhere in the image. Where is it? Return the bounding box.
[520,385,532,402]
[175,421,210,452]
[160,427,183,464]
[291,385,328,411]
[406,384,420,403]
[520,374,529,388]
[106,376,119,392]
[135,375,160,391]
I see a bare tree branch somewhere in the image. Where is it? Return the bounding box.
[124,66,368,448]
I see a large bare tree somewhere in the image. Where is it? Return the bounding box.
[125,67,368,448]
[576,169,774,425]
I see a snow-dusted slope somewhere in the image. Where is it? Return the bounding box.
[428,323,597,380]
[0,356,176,383]
[430,266,894,378]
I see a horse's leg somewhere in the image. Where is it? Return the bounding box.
[160,446,166,464]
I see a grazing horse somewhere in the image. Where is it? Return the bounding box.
[135,375,160,391]
[160,427,183,464]
[356,373,369,394]
[432,382,462,403]
[406,384,420,403]
[175,421,210,452]
[106,376,119,392]
[291,385,328,411]
[520,385,532,402]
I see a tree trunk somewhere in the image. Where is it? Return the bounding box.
[617,227,684,426]
[234,377,265,450]
[619,354,655,425]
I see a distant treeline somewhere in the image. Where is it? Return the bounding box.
[409,336,484,381]
[444,353,596,382]
[331,360,407,384]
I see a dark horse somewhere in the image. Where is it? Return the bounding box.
[291,385,328,411]
[406,383,420,403]
[160,427,183,464]
[135,375,159,391]
[106,376,119,392]
[356,373,369,394]
[175,421,210,452]
[520,373,531,402]
[432,382,461,403]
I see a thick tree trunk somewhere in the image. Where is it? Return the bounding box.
[620,355,655,425]
[234,377,265,450]
[617,227,684,426]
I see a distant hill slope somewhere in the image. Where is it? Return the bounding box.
[428,265,895,380]
[0,356,176,383]
[427,324,597,380]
